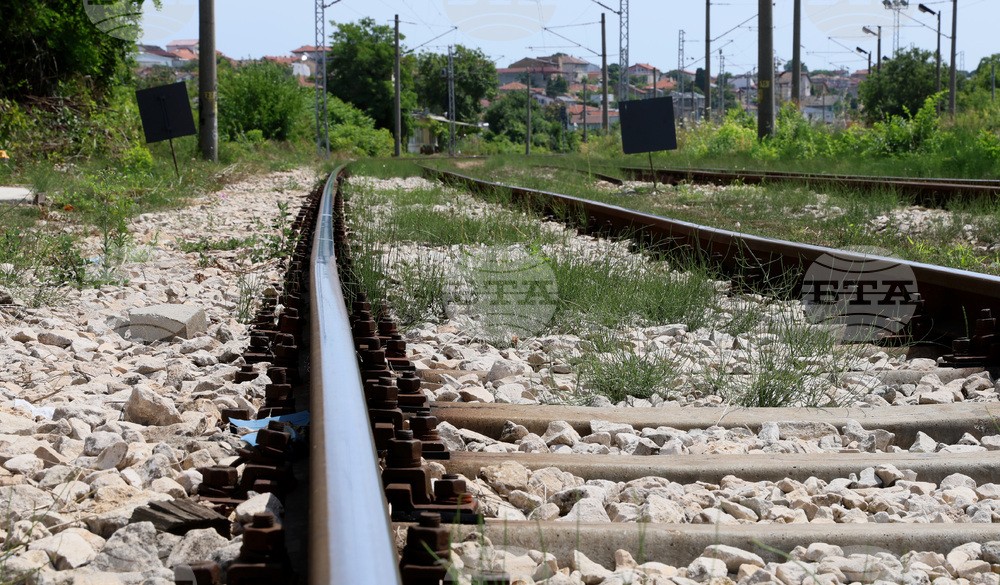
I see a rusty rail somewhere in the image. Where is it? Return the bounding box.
[309,168,402,584]
[618,166,1000,204]
[423,166,1000,367]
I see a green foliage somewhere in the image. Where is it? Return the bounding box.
[483,93,569,152]
[578,341,677,403]
[326,96,394,157]
[858,48,938,123]
[0,0,140,99]
[415,46,497,122]
[120,144,154,174]
[546,75,569,98]
[0,83,144,161]
[219,61,307,141]
[328,18,417,137]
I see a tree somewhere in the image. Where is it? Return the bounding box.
[219,61,306,141]
[694,68,707,95]
[959,54,1000,110]
[0,0,144,99]
[546,75,569,98]
[414,46,496,122]
[328,18,417,137]
[858,48,938,122]
[483,92,563,151]
[608,63,621,87]
[783,61,809,73]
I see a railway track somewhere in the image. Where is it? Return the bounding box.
[616,166,1000,206]
[303,166,1000,584]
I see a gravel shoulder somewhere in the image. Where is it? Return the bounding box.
[0,168,316,584]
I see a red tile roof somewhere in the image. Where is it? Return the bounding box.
[291,45,329,54]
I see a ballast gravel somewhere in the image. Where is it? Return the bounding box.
[0,168,314,583]
[348,175,999,411]
[465,459,1000,526]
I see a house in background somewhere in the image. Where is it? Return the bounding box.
[136,45,181,68]
[627,63,658,86]
[802,95,840,123]
[264,55,311,78]
[777,71,812,102]
[290,45,330,77]
[567,103,620,131]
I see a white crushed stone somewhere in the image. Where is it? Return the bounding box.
[0,167,315,582]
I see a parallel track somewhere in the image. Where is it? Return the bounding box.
[423,166,1000,365]
[618,166,1000,205]
[306,166,1000,583]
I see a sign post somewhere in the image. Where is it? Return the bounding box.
[619,96,678,190]
[135,82,197,178]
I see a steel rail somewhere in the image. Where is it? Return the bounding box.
[617,166,1000,202]
[422,166,1000,352]
[309,168,402,584]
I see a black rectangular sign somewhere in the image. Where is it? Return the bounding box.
[135,82,196,144]
[619,97,678,155]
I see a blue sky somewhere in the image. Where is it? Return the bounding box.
[141,1,997,75]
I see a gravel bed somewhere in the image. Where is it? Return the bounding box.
[432,536,1000,585]
[0,168,315,583]
[436,418,1000,457]
[461,459,1000,527]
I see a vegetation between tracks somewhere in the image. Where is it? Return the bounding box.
[343,164,872,408]
[426,157,1000,276]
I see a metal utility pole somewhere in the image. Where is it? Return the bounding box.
[619,0,630,102]
[857,47,872,74]
[719,49,725,118]
[393,14,402,156]
[447,46,456,156]
[883,0,908,55]
[314,0,342,156]
[198,0,217,162]
[601,13,609,131]
[949,0,957,116]
[792,0,801,105]
[918,4,942,111]
[526,71,532,155]
[704,0,711,120]
[863,26,882,72]
[758,0,774,139]
[582,77,588,142]
[678,30,685,122]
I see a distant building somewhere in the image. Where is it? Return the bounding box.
[291,45,330,77]
[670,91,706,121]
[136,45,180,68]
[265,55,310,78]
[777,71,812,102]
[802,95,841,124]
[567,103,620,131]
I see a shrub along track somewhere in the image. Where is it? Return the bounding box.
[308,166,1000,584]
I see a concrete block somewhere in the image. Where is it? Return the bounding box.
[122,304,208,342]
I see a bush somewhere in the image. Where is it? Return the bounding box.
[326,96,394,157]
[119,144,154,174]
[219,61,307,141]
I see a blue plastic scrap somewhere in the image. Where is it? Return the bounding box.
[229,411,310,446]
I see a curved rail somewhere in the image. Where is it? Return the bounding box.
[423,166,1000,363]
[309,169,402,584]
